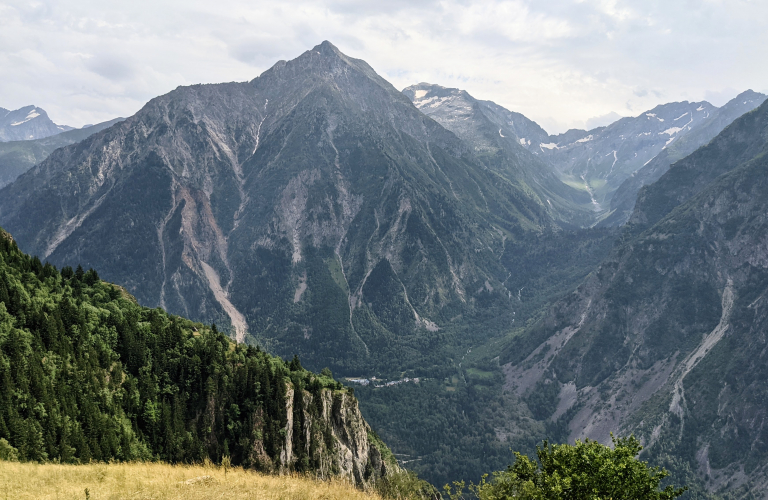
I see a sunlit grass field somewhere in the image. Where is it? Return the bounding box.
[0,460,383,500]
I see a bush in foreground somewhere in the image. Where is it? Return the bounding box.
[445,435,686,500]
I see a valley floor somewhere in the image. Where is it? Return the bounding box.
[0,461,382,500]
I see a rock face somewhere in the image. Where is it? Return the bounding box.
[403,83,594,228]
[0,105,73,142]
[0,41,559,374]
[280,387,396,488]
[500,100,768,497]
[0,118,124,188]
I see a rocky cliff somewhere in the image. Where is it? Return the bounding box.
[279,386,397,487]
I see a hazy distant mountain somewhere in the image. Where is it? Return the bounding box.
[0,117,125,188]
[403,83,594,227]
[600,90,767,226]
[0,105,73,142]
[500,98,768,497]
[0,42,565,377]
[408,87,765,227]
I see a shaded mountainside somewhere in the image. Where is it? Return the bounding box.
[499,99,768,497]
[601,90,767,227]
[0,41,567,376]
[0,105,73,142]
[0,118,125,188]
[0,226,396,488]
[403,83,594,228]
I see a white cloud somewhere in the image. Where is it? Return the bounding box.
[0,0,766,133]
[585,111,624,130]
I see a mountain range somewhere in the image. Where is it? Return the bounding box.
[406,84,766,227]
[0,41,573,377]
[500,98,768,497]
[1,40,768,496]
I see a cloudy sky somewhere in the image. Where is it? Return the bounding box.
[2,0,766,134]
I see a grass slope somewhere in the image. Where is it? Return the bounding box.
[0,460,380,500]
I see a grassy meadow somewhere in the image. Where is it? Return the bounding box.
[0,461,383,500]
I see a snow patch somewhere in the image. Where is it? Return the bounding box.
[10,109,40,126]
[519,138,530,146]
[645,113,664,122]
[414,95,451,109]
[607,150,618,177]
[660,126,683,136]
[498,129,505,138]
[696,105,705,111]
[643,156,655,166]
[575,134,593,143]
[413,89,428,99]
[674,112,689,121]
[540,142,559,150]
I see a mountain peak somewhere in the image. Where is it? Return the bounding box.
[314,40,342,55]
[730,88,766,104]
[0,105,72,142]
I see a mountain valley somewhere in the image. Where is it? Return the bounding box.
[1,41,767,497]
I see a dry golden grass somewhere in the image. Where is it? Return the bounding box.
[0,460,384,500]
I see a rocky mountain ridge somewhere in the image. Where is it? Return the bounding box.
[601,90,767,226]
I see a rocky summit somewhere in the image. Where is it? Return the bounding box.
[403,83,595,229]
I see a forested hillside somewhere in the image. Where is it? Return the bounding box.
[0,227,394,488]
